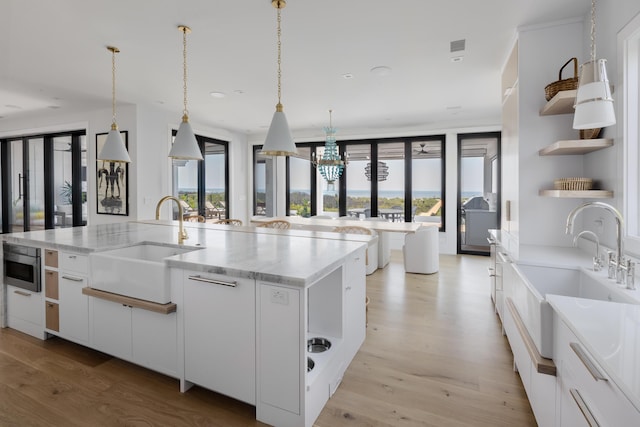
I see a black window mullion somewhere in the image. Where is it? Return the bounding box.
[1,140,9,233]
[197,137,206,217]
[310,145,318,217]
[43,136,54,229]
[22,138,31,232]
[71,133,83,226]
[371,142,378,217]
[338,143,347,216]
[404,140,412,222]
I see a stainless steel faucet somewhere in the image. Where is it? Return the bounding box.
[566,201,635,289]
[155,196,188,244]
[573,230,603,272]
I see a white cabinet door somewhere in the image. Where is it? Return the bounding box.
[91,297,132,361]
[183,272,255,405]
[6,285,44,339]
[132,309,177,377]
[343,248,366,362]
[59,273,89,345]
[258,282,301,415]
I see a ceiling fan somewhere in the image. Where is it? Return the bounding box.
[413,142,430,154]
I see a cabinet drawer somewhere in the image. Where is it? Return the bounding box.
[7,285,42,325]
[45,301,60,332]
[556,319,640,424]
[44,249,58,268]
[45,270,59,299]
[59,252,88,274]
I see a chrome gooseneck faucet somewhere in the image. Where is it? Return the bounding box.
[573,230,603,272]
[155,196,188,244]
[566,201,635,289]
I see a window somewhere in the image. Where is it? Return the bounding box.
[622,12,640,255]
[171,132,229,221]
[1,130,86,233]
[288,146,311,217]
[282,135,445,225]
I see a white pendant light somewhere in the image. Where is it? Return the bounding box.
[169,25,203,160]
[573,0,616,129]
[98,46,131,163]
[262,0,297,157]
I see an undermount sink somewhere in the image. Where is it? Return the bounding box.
[508,262,639,359]
[90,242,201,303]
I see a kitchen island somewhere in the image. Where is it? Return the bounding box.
[1,220,369,427]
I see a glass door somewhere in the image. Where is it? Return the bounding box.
[7,137,45,232]
[457,133,500,255]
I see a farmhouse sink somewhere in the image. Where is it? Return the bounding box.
[90,242,201,303]
[508,263,639,359]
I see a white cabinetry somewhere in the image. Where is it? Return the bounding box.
[89,294,177,377]
[553,315,640,426]
[342,249,366,363]
[502,258,556,427]
[183,272,255,404]
[44,250,89,345]
[7,285,44,339]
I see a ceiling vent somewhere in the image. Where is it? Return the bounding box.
[450,39,466,53]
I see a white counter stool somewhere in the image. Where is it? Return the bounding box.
[333,226,378,275]
[403,225,439,274]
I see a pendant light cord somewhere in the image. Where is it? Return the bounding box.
[276,7,282,106]
[111,47,117,126]
[182,27,189,117]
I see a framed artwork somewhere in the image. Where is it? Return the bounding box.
[96,131,129,215]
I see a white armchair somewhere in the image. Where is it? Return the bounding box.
[403,225,439,274]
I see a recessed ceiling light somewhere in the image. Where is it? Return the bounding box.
[370,66,392,77]
[342,73,354,79]
[48,105,61,109]
[233,89,245,95]
[5,104,21,109]
[451,56,464,63]
[210,91,226,98]
[156,100,165,105]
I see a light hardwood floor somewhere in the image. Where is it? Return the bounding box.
[0,252,535,427]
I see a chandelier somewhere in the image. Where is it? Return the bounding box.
[312,110,347,190]
[365,161,389,181]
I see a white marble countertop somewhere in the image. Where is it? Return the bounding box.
[548,294,640,412]
[1,221,367,287]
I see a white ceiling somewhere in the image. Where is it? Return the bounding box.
[0,0,589,140]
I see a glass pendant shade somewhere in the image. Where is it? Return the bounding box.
[99,124,131,162]
[169,115,203,160]
[573,59,616,129]
[262,105,297,156]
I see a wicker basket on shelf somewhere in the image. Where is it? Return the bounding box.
[579,128,602,139]
[554,177,593,191]
[544,57,579,101]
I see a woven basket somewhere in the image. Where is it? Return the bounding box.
[544,58,579,101]
[554,177,593,191]
[579,128,602,139]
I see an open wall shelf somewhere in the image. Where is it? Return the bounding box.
[540,90,577,115]
[539,190,613,198]
[538,138,613,155]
